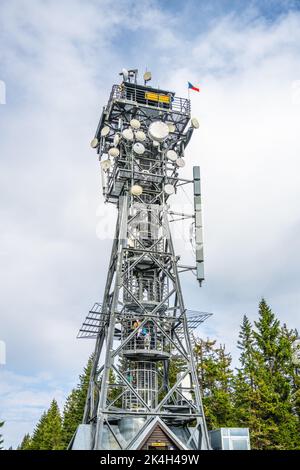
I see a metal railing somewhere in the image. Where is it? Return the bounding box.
[109,84,190,115]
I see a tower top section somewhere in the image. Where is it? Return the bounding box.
[90,68,199,205]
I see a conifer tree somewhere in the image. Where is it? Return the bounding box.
[41,400,63,450]
[235,300,300,449]
[30,411,47,450]
[194,338,235,429]
[61,356,93,448]
[18,433,32,450]
[30,400,63,450]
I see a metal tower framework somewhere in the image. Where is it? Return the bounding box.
[72,69,211,450]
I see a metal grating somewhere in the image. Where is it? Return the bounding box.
[175,310,212,346]
[77,303,105,339]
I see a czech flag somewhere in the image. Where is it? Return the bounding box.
[188,81,200,92]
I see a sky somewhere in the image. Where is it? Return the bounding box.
[1,0,300,449]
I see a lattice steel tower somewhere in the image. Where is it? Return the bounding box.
[71,69,211,450]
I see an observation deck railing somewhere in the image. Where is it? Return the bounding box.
[108,84,191,115]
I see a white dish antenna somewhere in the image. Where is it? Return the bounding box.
[152,140,160,147]
[176,157,185,167]
[166,122,176,133]
[133,142,145,155]
[100,126,110,137]
[130,119,140,129]
[164,184,175,195]
[108,147,119,157]
[113,134,120,146]
[90,137,99,148]
[122,128,134,141]
[101,160,112,171]
[191,117,200,129]
[135,130,146,142]
[166,149,177,162]
[130,184,143,196]
[148,121,169,142]
[143,71,152,83]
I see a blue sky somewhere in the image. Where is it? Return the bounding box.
[1,0,300,448]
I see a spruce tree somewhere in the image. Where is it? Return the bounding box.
[194,338,235,429]
[41,400,63,450]
[235,300,300,449]
[18,433,32,450]
[30,411,47,450]
[30,400,63,450]
[61,356,93,448]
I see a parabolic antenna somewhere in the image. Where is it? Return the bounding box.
[152,140,160,147]
[191,117,200,129]
[113,134,120,146]
[166,149,177,162]
[143,71,152,82]
[133,142,145,155]
[101,160,112,171]
[131,184,143,196]
[90,137,99,148]
[122,128,134,141]
[108,147,119,157]
[176,157,185,167]
[130,119,140,129]
[164,184,175,195]
[149,121,169,142]
[135,130,146,142]
[166,122,176,133]
[100,126,110,137]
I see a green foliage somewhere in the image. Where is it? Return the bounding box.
[234,299,300,449]
[17,433,31,450]
[61,355,93,448]
[30,400,63,450]
[194,338,235,429]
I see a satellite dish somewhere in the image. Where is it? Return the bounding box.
[176,157,185,167]
[152,140,160,147]
[143,71,152,82]
[135,130,146,142]
[130,184,143,196]
[166,150,177,161]
[113,134,120,146]
[166,122,176,133]
[100,126,110,137]
[122,128,134,141]
[101,160,112,171]
[133,142,145,155]
[108,147,119,157]
[90,137,99,148]
[164,184,175,195]
[122,68,129,81]
[130,119,140,129]
[191,117,200,129]
[148,121,169,142]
